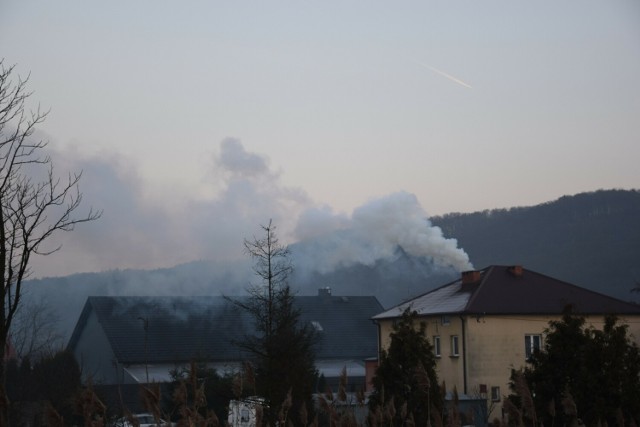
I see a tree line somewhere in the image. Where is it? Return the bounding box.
[431,189,640,301]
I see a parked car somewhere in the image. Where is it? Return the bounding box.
[113,413,175,427]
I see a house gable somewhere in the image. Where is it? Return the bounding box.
[69,303,119,384]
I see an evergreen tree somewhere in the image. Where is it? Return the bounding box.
[369,308,441,426]
[232,220,317,426]
[520,307,640,426]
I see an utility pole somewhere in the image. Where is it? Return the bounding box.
[138,317,149,383]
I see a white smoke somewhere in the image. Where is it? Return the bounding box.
[30,136,471,281]
[24,136,473,340]
[292,192,472,275]
[31,137,311,276]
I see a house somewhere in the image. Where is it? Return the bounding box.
[67,288,383,393]
[371,265,640,421]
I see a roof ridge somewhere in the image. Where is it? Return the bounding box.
[521,268,640,310]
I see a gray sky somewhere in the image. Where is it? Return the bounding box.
[2,1,639,277]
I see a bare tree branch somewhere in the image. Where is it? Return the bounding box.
[10,298,63,361]
[0,59,101,425]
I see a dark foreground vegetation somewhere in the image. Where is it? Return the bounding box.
[5,307,640,426]
[506,308,640,427]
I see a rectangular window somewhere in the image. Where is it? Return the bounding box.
[441,315,450,326]
[450,335,459,357]
[433,335,441,357]
[525,334,542,360]
[491,386,501,402]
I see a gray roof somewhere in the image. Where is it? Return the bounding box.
[68,293,383,365]
[373,265,640,320]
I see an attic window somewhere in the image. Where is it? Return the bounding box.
[311,321,323,332]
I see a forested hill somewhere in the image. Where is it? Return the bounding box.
[430,189,640,302]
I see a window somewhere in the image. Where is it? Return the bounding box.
[450,335,459,357]
[525,334,542,360]
[433,335,441,357]
[491,386,501,402]
[441,315,451,326]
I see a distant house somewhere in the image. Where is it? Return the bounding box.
[372,265,640,422]
[67,288,382,392]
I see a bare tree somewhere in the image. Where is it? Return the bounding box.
[242,219,293,339]
[10,298,63,362]
[0,60,100,425]
[229,220,317,426]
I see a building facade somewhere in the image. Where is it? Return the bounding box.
[372,265,640,421]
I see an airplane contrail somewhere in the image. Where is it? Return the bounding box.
[415,61,473,89]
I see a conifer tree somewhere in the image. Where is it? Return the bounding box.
[369,308,441,426]
[232,220,317,426]
[519,307,640,426]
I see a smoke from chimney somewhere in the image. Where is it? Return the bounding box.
[291,192,473,277]
[25,138,475,340]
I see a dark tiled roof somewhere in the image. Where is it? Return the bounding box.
[68,294,382,365]
[373,265,640,319]
[295,295,382,360]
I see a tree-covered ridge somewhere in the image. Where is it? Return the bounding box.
[431,189,640,301]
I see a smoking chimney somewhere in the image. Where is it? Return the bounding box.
[461,270,481,284]
[318,287,332,299]
[508,265,523,277]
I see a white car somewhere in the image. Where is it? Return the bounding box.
[113,413,175,427]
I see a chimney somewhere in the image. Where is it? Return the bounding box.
[508,265,523,277]
[318,287,331,299]
[461,270,481,284]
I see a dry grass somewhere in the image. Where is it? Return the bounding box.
[502,398,524,427]
[76,380,107,427]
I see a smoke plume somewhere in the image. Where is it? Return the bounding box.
[292,192,472,276]
[23,137,473,340]
[33,137,470,281]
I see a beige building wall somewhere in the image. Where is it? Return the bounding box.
[377,313,640,423]
[377,315,466,394]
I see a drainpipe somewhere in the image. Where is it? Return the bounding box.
[459,315,467,395]
[375,320,382,360]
